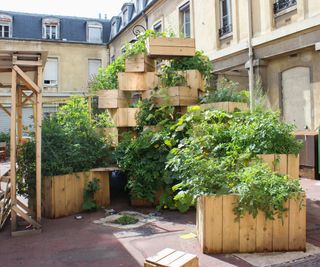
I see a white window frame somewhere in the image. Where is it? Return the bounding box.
[219,0,232,37]
[87,21,103,43]
[0,14,12,38]
[179,2,191,38]
[43,57,58,87]
[42,18,60,40]
[88,59,102,81]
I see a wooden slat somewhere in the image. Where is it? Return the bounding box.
[258,154,275,171]
[256,212,273,252]
[239,212,256,252]
[156,251,185,266]
[54,175,66,218]
[168,254,198,267]
[274,154,288,175]
[12,205,41,229]
[222,195,240,253]
[146,248,176,263]
[287,154,299,179]
[272,201,289,251]
[204,196,223,253]
[0,103,11,116]
[13,65,40,93]
[289,194,306,251]
[10,68,17,231]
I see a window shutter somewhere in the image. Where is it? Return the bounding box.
[44,58,58,81]
[88,59,101,78]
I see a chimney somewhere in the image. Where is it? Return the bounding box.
[104,14,107,20]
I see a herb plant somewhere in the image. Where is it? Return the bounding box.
[113,215,139,225]
[83,178,101,211]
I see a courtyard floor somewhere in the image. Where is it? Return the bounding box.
[0,178,320,267]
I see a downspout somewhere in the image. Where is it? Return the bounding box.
[248,0,255,111]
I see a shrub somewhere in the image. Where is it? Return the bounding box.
[17,97,113,198]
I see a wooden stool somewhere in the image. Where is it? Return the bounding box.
[145,248,198,267]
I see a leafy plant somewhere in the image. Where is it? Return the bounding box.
[114,131,169,202]
[201,78,249,104]
[136,99,175,129]
[160,68,187,87]
[83,178,101,211]
[113,215,139,225]
[165,107,303,217]
[90,56,125,92]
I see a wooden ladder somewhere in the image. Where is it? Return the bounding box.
[0,169,11,230]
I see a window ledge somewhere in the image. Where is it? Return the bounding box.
[219,32,233,40]
[274,5,297,18]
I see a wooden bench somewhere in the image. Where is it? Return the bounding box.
[145,248,198,267]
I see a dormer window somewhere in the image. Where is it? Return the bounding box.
[123,9,128,26]
[0,14,12,38]
[42,18,60,40]
[87,21,103,43]
[110,17,120,38]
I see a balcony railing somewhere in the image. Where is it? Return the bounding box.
[219,24,232,38]
[273,0,297,14]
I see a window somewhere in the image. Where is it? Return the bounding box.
[87,22,103,43]
[219,0,232,37]
[42,18,60,40]
[180,2,191,38]
[44,58,58,86]
[88,59,101,80]
[273,0,297,14]
[123,9,128,26]
[153,21,162,33]
[0,14,12,38]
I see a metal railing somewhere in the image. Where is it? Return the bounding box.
[219,24,232,37]
[273,0,297,14]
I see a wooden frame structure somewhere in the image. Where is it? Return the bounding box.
[0,51,47,236]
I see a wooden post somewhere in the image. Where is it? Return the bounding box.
[10,68,17,232]
[35,66,42,223]
[17,87,23,144]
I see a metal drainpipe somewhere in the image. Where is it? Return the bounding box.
[248,0,255,111]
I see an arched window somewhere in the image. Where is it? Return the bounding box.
[0,14,13,38]
[42,18,60,40]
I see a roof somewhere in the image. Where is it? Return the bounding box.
[0,10,111,44]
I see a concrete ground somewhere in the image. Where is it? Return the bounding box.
[0,178,320,267]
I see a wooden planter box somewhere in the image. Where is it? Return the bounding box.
[118,72,158,92]
[99,127,119,146]
[43,169,110,219]
[125,53,155,73]
[109,108,140,127]
[179,70,206,92]
[146,37,196,58]
[97,90,129,109]
[200,102,249,113]
[143,86,198,107]
[258,154,299,179]
[197,193,306,254]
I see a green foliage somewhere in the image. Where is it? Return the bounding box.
[113,215,139,225]
[90,56,125,92]
[123,29,166,58]
[114,131,169,202]
[165,108,303,217]
[168,51,212,80]
[17,97,112,198]
[160,69,187,87]
[83,178,101,211]
[136,99,175,129]
[0,131,10,157]
[201,78,249,104]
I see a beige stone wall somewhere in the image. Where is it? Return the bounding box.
[0,39,109,94]
[265,49,320,128]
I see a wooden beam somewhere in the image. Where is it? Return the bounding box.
[36,66,42,223]
[10,68,17,232]
[13,65,40,93]
[22,91,34,105]
[17,89,23,144]
[11,206,41,229]
[0,103,11,116]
